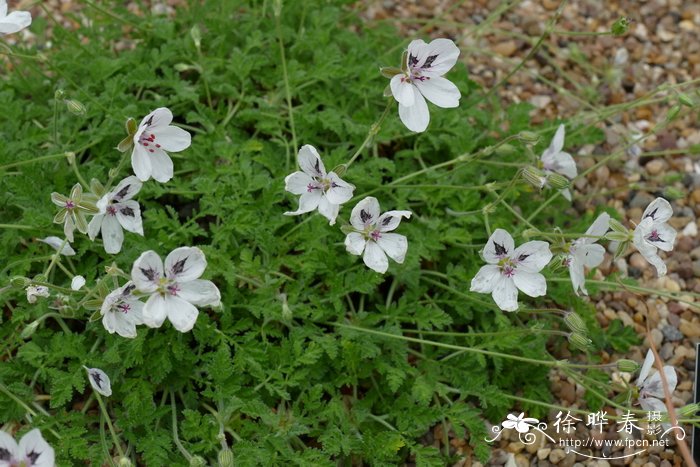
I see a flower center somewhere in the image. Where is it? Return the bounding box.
[306,177,337,194]
[370,230,382,241]
[65,200,75,210]
[498,257,518,277]
[116,303,131,314]
[106,205,117,216]
[647,229,662,242]
[138,130,161,153]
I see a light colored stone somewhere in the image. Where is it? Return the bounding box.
[537,448,551,460]
[549,448,566,464]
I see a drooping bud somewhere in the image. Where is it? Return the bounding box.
[10,276,31,288]
[331,164,347,177]
[568,332,593,351]
[611,17,630,36]
[564,312,587,334]
[380,67,403,79]
[517,131,540,144]
[65,151,76,165]
[546,173,570,190]
[189,456,206,467]
[608,218,627,234]
[521,166,546,189]
[20,320,40,339]
[616,359,639,373]
[605,231,630,242]
[218,448,234,467]
[65,99,87,116]
[190,25,202,51]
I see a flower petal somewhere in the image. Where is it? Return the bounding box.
[142,294,168,328]
[131,251,164,293]
[0,10,32,34]
[362,240,389,273]
[84,367,112,397]
[102,311,137,338]
[550,124,566,154]
[350,196,381,231]
[165,246,207,282]
[407,38,460,76]
[642,366,677,399]
[137,107,173,132]
[153,125,191,152]
[642,197,673,224]
[317,196,340,225]
[87,214,103,241]
[512,271,547,298]
[110,176,143,202]
[414,76,460,108]
[568,256,586,296]
[297,145,326,178]
[325,172,355,205]
[71,275,86,291]
[284,190,322,216]
[470,264,501,293]
[377,210,412,232]
[398,91,429,132]
[578,243,605,268]
[177,279,221,307]
[376,233,408,264]
[390,74,415,107]
[482,229,515,264]
[101,214,124,255]
[115,200,144,235]
[166,295,200,332]
[492,275,519,312]
[39,236,76,256]
[284,171,315,195]
[148,148,174,183]
[512,241,552,273]
[344,232,366,256]
[17,429,54,467]
[0,430,19,460]
[584,213,611,241]
[633,223,667,276]
[637,349,655,387]
[650,223,677,252]
[131,145,152,182]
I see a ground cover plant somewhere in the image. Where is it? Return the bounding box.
[1,0,700,465]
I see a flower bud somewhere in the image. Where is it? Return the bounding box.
[380,66,403,79]
[517,131,540,144]
[119,458,133,467]
[340,224,355,235]
[546,173,570,190]
[667,104,681,121]
[677,403,700,417]
[65,152,76,165]
[90,178,105,197]
[54,89,66,100]
[521,166,546,189]
[608,218,627,233]
[33,274,48,283]
[494,144,517,157]
[189,456,206,467]
[332,164,347,177]
[616,359,639,373]
[564,312,587,334]
[568,332,593,351]
[663,186,685,200]
[65,99,87,116]
[611,17,630,36]
[190,25,202,51]
[218,448,234,467]
[125,117,137,135]
[678,93,694,108]
[10,276,31,288]
[20,320,40,339]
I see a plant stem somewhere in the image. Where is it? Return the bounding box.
[275,7,297,169]
[170,391,193,462]
[345,99,393,169]
[95,392,125,458]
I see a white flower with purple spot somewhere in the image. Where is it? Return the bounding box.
[0,428,54,467]
[636,349,677,431]
[344,197,411,274]
[389,38,461,132]
[567,213,609,296]
[131,108,191,183]
[470,229,552,312]
[83,366,112,397]
[100,282,145,339]
[540,124,577,201]
[0,0,31,35]
[25,285,49,304]
[88,176,144,254]
[131,247,221,333]
[284,145,355,225]
[38,236,76,256]
[633,197,676,277]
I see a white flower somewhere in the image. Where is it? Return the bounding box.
[51,183,97,242]
[344,197,411,274]
[470,229,552,312]
[636,349,677,430]
[88,176,144,254]
[131,108,191,183]
[284,145,355,225]
[540,124,577,201]
[0,428,54,467]
[25,285,49,304]
[0,0,31,35]
[100,282,145,339]
[70,275,86,291]
[502,412,539,434]
[389,38,460,132]
[632,197,677,277]
[131,247,220,333]
[567,213,609,296]
[83,366,112,397]
[38,236,76,256]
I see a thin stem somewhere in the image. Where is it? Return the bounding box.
[345,99,393,169]
[275,8,297,168]
[95,392,125,458]
[170,391,193,462]
[0,224,36,230]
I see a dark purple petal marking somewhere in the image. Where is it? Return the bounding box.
[113,184,131,201]
[644,208,658,220]
[518,254,530,262]
[408,54,419,67]
[120,206,135,217]
[139,267,158,282]
[360,209,372,223]
[170,258,187,276]
[493,242,508,256]
[90,371,104,389]
[145,115,154,126]
[123,284,136,295]
[27,451,41,463]
[313,159,322,175]
[381,216,393,226]
[421,54,438,68]
[647,230,664,243]
[0,448,11,461]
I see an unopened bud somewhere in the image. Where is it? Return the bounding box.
[677,403,700,417]
[54,89,65,100]
[10,276,31,288]
[568,332,593,351]
[564,312,587,334]
[678,93,694,108]
[189,456,206,467]
[190,25,202,51]
[616,359,639,373]
[608,218,627,233]
[667,104,681,121]
[518,131,540,144]
[218,448,234,467]
[521,166,546,189]
[119,457,133,467]
[611,17,630,36]
[65,99,86,116]
[20,320,40,339]
[494,144,517,157]
[380,66,403,79]
[606,231,630,242]
[32,274,48,283]
[332,164,347,177]
[90,178,105,197]
[663,186,685,200]
[546,173,570,190]
[65,152,76,165]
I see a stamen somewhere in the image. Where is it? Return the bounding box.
[370,230,382,241]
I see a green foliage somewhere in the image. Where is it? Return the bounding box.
[0,0,635,465]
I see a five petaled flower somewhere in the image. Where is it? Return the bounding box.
[51,183,98,242]
[88,176,144,254]
[284,145,355,225]
[636,349,677,430]
[83,366,112,397]
[540,124,577,201]
[0,0,31,35]
[0,428,54,467]
[25,285,49,304]
[131,247,221,333]
[632,197,676,277]
[567,213,609,296]
[344,197,411,274]
[100,282,145,339]
[389,38,461,132]
[470,229,552,312]
[502,412,539,434]
[131,108,191,183]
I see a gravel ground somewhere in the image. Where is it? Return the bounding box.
[363,1,700,466]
